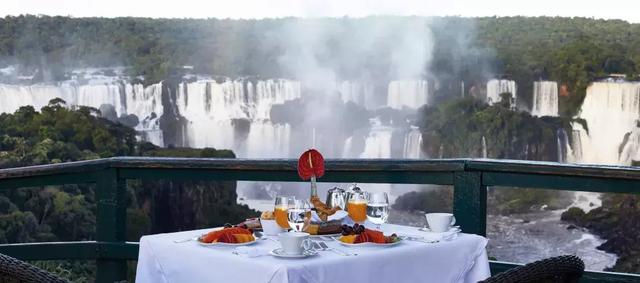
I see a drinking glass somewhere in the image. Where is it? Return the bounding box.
[287,199,311,232]
[347,192,367,223]
[366,192,389,230]
[274,196,290,229]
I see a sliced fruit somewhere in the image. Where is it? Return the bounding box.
[233,234,255,243]
[339,235,357,243]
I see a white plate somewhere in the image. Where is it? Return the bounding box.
[197,234,258,246]
[270,248,318,258]
[309,233,341,238]
[334,237,402,247]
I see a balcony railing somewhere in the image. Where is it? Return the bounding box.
[1,157,640,282]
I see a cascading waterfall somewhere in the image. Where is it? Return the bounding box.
[387,80,430,109]
[482,136,488,158]
[338,81,377,109]
[532,81,559,117]
[403,127,423,159]
[486,79,517,108]
[360,126,393,158]
[557,129,569,163]
[175,78,301,157]
[0,80,164,146]
[570,82,640,165]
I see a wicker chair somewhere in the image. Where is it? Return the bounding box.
[481,255,585,283]
[0,253,67,283]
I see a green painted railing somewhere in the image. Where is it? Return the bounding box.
[1,157,640,282]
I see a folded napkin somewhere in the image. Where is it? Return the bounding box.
[232,246,270,258]
[310,210,348,222]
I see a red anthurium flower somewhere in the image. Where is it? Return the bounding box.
[297,149,325,180]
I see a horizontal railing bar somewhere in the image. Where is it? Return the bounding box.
[0,241,139,261]
[110,157,466,172]
[118,167,454,185]
[490,261,640,283]
[0,159,110,180]
[483,172,640,194]
[468,159,640,181]
[3,158,640,183]
[0,172,100,191]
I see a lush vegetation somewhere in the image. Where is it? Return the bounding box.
[0,101,257,281]
[417,95,575,161]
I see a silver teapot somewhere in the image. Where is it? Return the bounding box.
[325,187,347,209]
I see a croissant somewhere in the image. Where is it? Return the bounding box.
[310,195,341,221]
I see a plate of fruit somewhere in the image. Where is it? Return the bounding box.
[336,224,401,247]
[198,226,257,246]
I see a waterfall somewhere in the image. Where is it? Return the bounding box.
[175,78,301,156]
[572,82,640,165]
[360,127,393,158]
[486,79,517,108]
[387,80,430,109]
[481,136,488,158]
[557,129,569,163]
[0,80,164,146]
[341,136,354,158]
[402,127,423,159]
[338,81,377,109]
[532,81,559,117]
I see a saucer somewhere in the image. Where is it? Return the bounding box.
[270,248,318,258]
[418,226,461,233]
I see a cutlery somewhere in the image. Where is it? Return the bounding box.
[318,242,357,256]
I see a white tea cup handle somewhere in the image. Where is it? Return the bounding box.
[451,216,456,226]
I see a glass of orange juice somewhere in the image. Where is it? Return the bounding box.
[347,193,367,223]
[274,196,290,229]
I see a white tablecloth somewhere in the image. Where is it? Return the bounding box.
[136,224,490,283]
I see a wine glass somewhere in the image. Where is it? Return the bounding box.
[287,199,311,232]
[366,192,389,230]
[274,196,290,229]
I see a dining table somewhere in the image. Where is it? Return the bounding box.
[135,223,491,283]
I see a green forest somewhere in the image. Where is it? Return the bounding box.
[0,100,257,280]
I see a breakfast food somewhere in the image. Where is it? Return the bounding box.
[310,195,341,221]
[338,224,400,244]
[235,218,261,230]
[304,219,342,235]
[261,211,275,220]
[200,227,255,244]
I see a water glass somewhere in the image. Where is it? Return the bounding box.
[287,199,311,232]
[366,192,389,230]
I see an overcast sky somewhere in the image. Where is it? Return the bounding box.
[2,0,639,23]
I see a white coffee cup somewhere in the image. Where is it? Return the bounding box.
[278,232,313,255]
[260,219,285,236]
[425,213,456,233]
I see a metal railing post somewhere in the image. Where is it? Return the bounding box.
[95,168,127,282]
[453,171,487,236]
